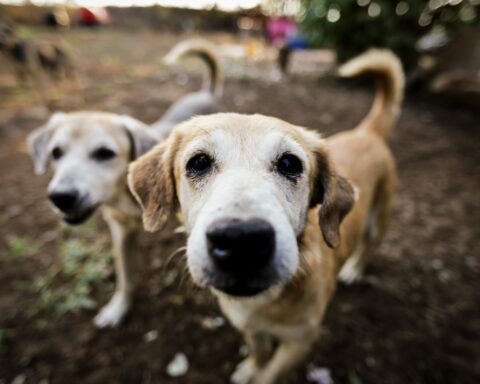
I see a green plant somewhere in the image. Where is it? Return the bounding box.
[300,0,479,66]
[7,236,39,259]
[32,238,112,321]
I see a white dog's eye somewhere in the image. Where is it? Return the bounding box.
[51,147,63,160]
[186,153,213,177]
[91,147,116,162]
[276,153,303,180]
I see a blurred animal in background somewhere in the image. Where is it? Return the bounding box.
[153,38,223,139]
[26,39,224,328]
[43,6,71,28]
[0,22,78,107]
[128,50,404,384]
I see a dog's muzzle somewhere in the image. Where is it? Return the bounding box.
[206,217,276,297]
[48,190,96,225]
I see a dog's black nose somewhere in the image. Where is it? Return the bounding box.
[48,190,79,211]
[207,218,275,275]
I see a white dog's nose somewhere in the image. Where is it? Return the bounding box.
[48,190,79,212]
[206,218,275,276]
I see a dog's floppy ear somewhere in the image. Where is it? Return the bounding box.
[119,115,157,159]
[310,148,355,248]
[27,112,66,175]
[128,137,178,232]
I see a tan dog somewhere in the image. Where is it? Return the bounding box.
[26,39,223,328]
[128,49,404,383]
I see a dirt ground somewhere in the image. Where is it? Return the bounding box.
[0,28,479,384]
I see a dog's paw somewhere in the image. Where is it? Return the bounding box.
[338,257,364,285]
[94,292,130,328]
[338,241,367,285]
[231,357,258,384]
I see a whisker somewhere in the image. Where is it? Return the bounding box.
[163,246,187,270]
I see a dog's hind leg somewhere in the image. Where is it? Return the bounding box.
[94,215,135,328]
[338,239,367,284]
[339,172,396,284]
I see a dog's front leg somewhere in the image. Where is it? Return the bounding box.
[251,336,315,384]
[94,216,135,328]
[231,332,274,384]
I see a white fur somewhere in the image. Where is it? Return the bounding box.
[338,241,365,284]
[231,357,258,384]
[46,120,132,207]
[94,290,130,328]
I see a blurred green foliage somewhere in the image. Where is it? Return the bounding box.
[32,238,112,323]
[0,328,8,350]
[299,0,479,66]
[7,236,39,259]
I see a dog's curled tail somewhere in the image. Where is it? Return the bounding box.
[339,49,404,139]
[164,39,222,97]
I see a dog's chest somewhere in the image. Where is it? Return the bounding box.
[220,298,313,340]
[219,299,258,331]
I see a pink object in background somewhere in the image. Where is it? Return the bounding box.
[266,17,298,46]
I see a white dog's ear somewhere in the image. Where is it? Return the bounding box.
[128,137,178,232]
[27,112,66,175]
[120,115,157,159]
[310,149,355,248]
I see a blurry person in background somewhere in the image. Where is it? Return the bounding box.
[266,16,308,74]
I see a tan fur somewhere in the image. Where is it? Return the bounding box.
[339,49,404,139]
[128,50,404,383]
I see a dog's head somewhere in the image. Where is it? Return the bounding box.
[129,113,354,297]
[27,111,156,225]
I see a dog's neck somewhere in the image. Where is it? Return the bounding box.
[103,187,141,223]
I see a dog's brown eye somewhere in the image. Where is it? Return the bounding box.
[277,154,303,179]
[186,153,212,176]
[51,147,63,160]
[91,147,116,161]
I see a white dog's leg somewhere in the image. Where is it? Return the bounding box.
[94,217,134,328]
[231,357,258,384]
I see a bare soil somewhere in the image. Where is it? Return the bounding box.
[0,28,479,384]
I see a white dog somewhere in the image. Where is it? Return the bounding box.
[27,39,223,328]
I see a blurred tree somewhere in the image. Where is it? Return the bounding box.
[299,0,479,67]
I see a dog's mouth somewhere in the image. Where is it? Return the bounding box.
[209,273,282,298]
[213,281,268,297]
[61,206,97,225]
